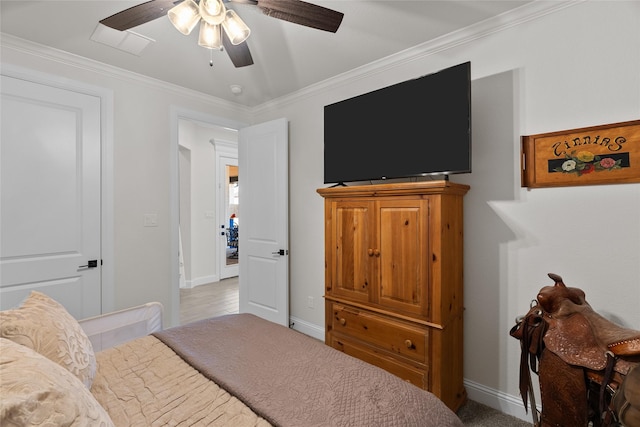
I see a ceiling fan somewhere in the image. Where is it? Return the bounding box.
[99,0,344,68]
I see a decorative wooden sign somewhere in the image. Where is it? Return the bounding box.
[521,120,640,188]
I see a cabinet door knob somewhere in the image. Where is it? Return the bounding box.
[367,248,374,256]
[339,318,346,326]
[373,249,380,257]
[405,339,413,349]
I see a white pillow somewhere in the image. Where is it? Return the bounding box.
[0,291,96,388]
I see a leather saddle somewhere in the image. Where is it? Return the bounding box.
[511,273,640,426]
[539,273,640,374]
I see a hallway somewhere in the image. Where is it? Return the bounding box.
[179,278,239,325]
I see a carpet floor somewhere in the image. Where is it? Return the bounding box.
[457,400,533,426]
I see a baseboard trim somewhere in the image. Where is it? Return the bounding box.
[184,275,221,289]
[289,315,324,341]
[464,378,539,423]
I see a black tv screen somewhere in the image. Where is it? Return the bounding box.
[324,61,471,184]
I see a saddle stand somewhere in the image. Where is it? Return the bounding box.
[510,273,640,427]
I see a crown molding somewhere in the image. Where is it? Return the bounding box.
[254,0,582,114]
[0,32,252,116]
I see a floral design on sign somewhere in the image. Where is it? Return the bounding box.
[550,150,628,177]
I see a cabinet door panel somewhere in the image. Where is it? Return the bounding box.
[328,201,375,302]
[378,199,429,316]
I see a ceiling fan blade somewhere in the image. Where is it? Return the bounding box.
[223,33,254,67]
[100,0,182,31]
[255,0,343,33]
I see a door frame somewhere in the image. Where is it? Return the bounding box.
[169,106,248,326]
[0,64,115,313]
[213,138,239,280]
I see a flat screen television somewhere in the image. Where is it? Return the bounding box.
[323,61,471,184]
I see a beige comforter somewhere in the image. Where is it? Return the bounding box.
[91,335,270,427]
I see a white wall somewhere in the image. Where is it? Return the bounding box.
[253,0,640,419]
[1,0,639,419]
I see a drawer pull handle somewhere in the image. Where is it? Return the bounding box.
[405,339,414,349]
[339,318,346,326]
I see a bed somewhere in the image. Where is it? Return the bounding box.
[0,291,464,426]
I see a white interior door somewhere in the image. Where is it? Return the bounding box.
[0,75,102,319]
[238,118,289,326]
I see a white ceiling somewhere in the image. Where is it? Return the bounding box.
[1,0,532,107]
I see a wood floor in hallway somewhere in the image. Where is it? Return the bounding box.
[179,277,239,325]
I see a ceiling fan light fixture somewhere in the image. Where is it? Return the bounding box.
[198,22,223,50]
[222,10,251,45]
[199,0,226,25]
[101,0,343,68]
[168,0,201,35]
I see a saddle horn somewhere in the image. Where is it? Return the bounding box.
[537,273,587,313]
[547,272,564,284]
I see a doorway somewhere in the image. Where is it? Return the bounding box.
[177,120,240,288]
[170,109,288,327]
[171,108,247,325]
[225,165,239,265]
[215,139,239,280]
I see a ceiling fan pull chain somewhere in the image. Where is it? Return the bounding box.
[210,49,214,67]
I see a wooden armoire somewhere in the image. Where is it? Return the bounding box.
[317,181,469,411]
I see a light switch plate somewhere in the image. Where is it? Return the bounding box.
[143,213,158,227]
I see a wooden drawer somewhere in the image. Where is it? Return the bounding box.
[329,335,428,389]
[329,302,428,364]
